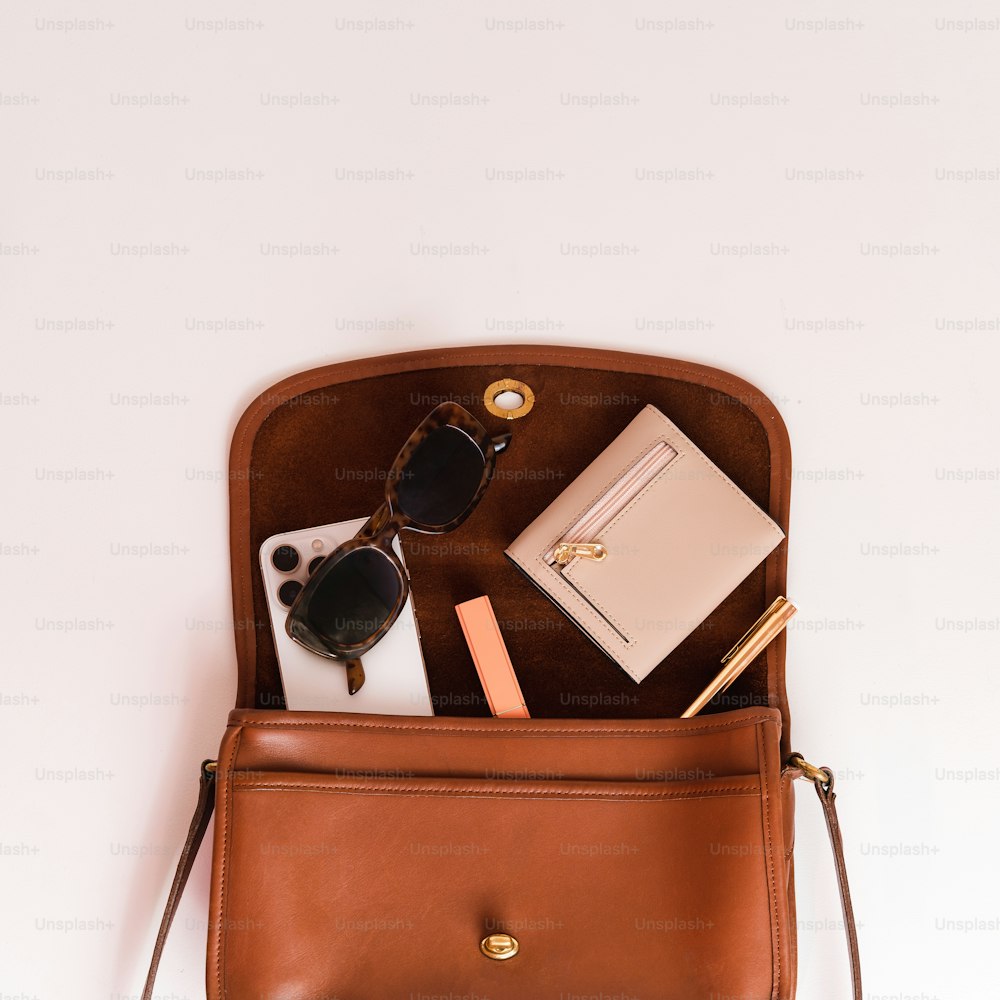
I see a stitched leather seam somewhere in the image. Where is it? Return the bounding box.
[232,712,777,735]
[577,427,684,539]
[550,557,634,645]
[559,423,687,647]
[756,722,781,997]
[506,549,631,648]
[534,421,685,648]
[625,406,783,531]
[560,575,632,645]
[548,425,682,551]
[781,772,796,861]
[232,781,759,801]
[507,547,633,668]
[217,726,243,1000]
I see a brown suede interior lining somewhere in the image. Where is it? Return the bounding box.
[235,352,789,727]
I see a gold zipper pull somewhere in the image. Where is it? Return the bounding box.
[553,542,608,565]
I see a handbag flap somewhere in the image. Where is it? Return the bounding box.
[227,345,792,748]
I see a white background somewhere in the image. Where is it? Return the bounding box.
[2,3,998,998]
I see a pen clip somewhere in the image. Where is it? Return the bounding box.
[720,597,787,665]
[681,596,795,720]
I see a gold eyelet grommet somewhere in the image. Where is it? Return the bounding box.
[484,378,534,420]
[480,932,519,960]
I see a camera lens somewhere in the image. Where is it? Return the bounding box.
[308,556,326,575]
[271,545,299,573]
[278,580,303,608]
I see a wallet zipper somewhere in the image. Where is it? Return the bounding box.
[545,441,678,566]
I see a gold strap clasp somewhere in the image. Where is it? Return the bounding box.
[787,752,833,791]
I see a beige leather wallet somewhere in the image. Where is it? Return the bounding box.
[505,404,785,682]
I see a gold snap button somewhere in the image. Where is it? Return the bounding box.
[480,932,519,960]
[484,378,534,420]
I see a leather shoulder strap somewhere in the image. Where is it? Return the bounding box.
[144,757,861,999]
[142,761,216,1000]
[787,753,863,1000]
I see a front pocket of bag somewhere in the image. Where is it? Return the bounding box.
[217,770,780,1000]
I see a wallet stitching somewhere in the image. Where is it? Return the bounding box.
[642,406,782,532]
[560,571,634,644]
[561,430,685,647]
[562,456,681,638]
[547,426,674,553]
[217,725,243,1000]
[232,780,760,801]
[578,406,780,545]
[508,551,638,664]
[526,551,635,665]
[234,713,777,735]
[573,434,684,542]
[508,547,635,671]
[533,424,677,650]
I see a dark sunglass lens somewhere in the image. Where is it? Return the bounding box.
[271,545,300,572]
[278,580,303,608]
[395,425,486,526]
[307,548,403,647]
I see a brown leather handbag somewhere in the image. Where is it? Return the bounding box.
[143,346,861,1000]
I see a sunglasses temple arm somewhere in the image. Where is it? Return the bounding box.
[345,658,365,696]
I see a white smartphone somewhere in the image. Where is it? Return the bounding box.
[260,519,434,715]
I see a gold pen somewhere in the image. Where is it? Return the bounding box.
[681,596,797,718]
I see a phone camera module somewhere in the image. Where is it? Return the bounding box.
[278,580,303,607]
[271,545,300,573]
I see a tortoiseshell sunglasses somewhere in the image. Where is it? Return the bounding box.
[286,402,511,695]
